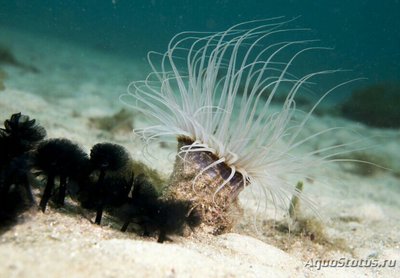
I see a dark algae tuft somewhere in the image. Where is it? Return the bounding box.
[118,174,201,243]
[88,142,131,224]
[0,112,199,243]
[0,113,46,228]
[34,138,89,211]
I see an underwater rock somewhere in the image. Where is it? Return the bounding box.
[340,83,400,128]
[88,109,134,133]
[0,45,39,73]
[0,69,6,91]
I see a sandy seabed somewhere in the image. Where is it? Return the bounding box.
[0,26,399,277]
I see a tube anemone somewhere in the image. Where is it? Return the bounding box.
[121,18,358,234]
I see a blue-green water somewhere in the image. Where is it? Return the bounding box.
[1,1,399,85]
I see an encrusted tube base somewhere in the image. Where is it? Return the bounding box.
[163,137,245,234]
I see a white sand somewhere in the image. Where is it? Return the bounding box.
[1,26,399,277]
